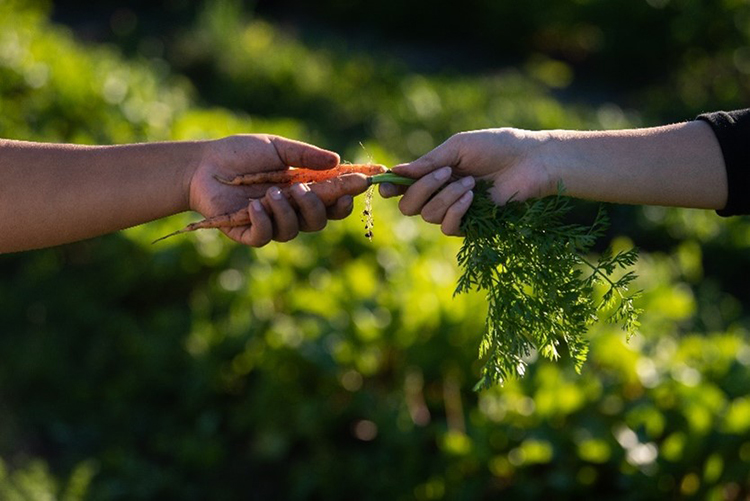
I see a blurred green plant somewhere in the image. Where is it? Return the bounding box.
[3,1,750,500]
[0,458,96,501]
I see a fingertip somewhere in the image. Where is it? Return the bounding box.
[391,156,438,178]
[398,196,417,217]
[270,135,340,170]
[267,185,284,200]
[251,199,265,214]
[440,191,473,237]
[291,182,311,198]
[292,183,328,232]
[378,182,399,198]
[247,199,273,246]
[390,163,412,175]
[328,150,341,168]
[327,195,354,220]
[442,223,464,237]
[341,194,354,209]
[315,149,340,170]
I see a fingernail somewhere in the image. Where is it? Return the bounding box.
[459,191,473,204]
[461,176,475,188]
[270,187,283,200]
[292,183,309,195]
[252,200,264,212]
[433,166,451,181]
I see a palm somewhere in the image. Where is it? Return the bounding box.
[189,135,284,219]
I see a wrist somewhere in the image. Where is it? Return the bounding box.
[535,129,601,200]
[529,129,567,198]
[183,139,211,213]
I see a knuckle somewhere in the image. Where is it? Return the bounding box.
[450,132,468,146]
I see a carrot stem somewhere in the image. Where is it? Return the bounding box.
[369,172,416,186]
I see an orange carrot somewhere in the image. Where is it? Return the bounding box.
[215,164,387,186]
[153,173,372,243]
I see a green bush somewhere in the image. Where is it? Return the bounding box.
[2,1,750,499]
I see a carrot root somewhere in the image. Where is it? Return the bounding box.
[215,164,387,186]
[154,172,372,243]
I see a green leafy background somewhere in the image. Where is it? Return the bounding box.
[2,0,750,499]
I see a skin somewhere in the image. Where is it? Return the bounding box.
[0,134,352,253]
[380,120,728,236]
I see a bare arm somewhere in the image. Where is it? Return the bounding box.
[0,139,196,252]
[382,120,729,235]
[0,135,349,253]
[541,120,727,209]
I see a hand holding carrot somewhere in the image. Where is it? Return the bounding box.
[0,134,361,253]
[187,134,356,247]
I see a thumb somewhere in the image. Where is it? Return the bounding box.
[391,137,460,178]
[269,136,340,170]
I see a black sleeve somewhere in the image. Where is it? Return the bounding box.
[696,108,750,216]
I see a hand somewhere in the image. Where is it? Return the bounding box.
[380,128,553,235]
[189,134,352,247]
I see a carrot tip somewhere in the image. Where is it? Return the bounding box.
[214,174,236,186]
[151,228,188,244]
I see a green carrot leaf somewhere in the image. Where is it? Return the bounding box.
[456,181,640,390]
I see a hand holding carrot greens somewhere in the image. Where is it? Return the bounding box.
[0,134,358,253]
[381,120,728,233]
[376,118,738,387]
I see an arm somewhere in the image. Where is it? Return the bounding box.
[541,120,727,209]
[381,120,728,235]
[0,134,350,253]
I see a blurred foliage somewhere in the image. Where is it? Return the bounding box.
[2,0,750,499]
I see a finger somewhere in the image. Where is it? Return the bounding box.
[226,199,272,247]
[420,176,475,224]
[326,195,354,220]
[378,182,407,199]
[290,183,328,232]
[266,186,300,242]
[268,135,340,170]
[441,191,474,236]
[391,136,460,178]
[398,166,453,216]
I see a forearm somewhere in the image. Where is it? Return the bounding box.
[0,139,203,253]
[540,120,728,210]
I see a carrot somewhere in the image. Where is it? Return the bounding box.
[215,164,387,186]
[153,173,372,243]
